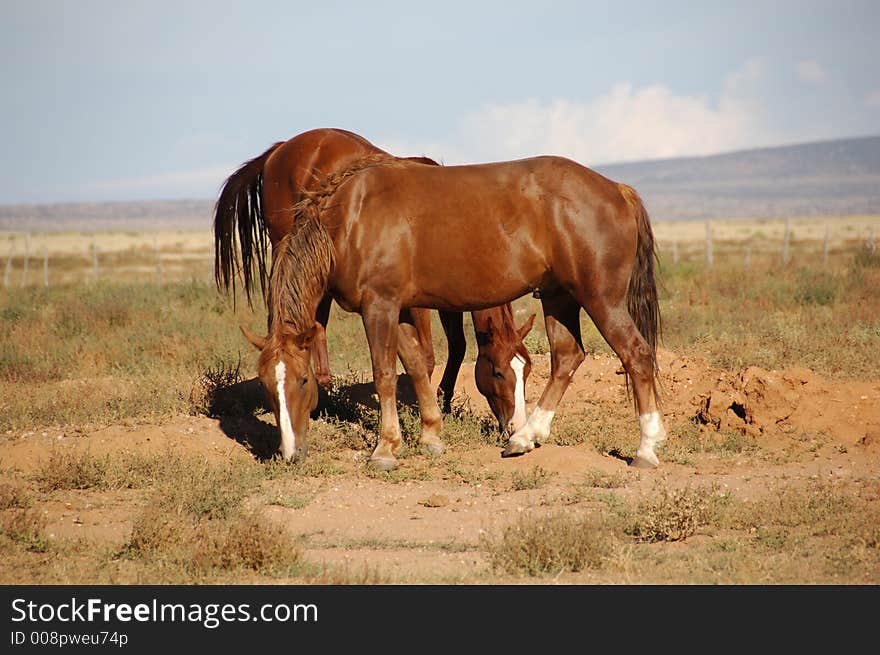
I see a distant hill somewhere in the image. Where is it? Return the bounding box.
[0,199,214,233]
[1,135,879,231]
[595,135,880,220]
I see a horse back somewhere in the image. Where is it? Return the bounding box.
[326,156,636,310]
[261,129,390,244]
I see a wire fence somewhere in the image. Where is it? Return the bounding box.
[2,236,213,288]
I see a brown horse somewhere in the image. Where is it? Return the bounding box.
[243,153,665,471]
[214,128,536,439]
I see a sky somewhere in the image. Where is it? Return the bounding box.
[2,0,879,204]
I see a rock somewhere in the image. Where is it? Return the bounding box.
[418,493,450,508]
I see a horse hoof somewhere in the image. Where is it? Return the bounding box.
[501,438,534,458]
[369,455,398,472]
[630,453,660,469]
[420,440,444,456]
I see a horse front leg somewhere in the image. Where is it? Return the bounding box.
[361,295,403,471]
[503,290,584,456]
[311,294,333,389]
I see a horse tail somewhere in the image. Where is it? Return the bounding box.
[619,183,662,398]
[213,141,284,306]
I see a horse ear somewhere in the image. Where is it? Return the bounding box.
[294,324,319,351]
[484,315,495,337]
[240,324,267,351]
[517,313,537,341]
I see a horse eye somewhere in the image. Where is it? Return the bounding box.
[300,377,308,387]
[493,370,504,379]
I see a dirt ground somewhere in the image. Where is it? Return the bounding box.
[2,346,878,584]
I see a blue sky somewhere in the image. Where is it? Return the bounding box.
[2,0,879,204]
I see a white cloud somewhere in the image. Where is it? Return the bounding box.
[867,90,880,108]
[797,59,827,84]
[382,58,770,166]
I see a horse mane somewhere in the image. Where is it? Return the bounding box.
[499,304,532,367]
[267,153,399,336]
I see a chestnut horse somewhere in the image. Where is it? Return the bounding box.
[214,128,535,437]
[244,153,665,471]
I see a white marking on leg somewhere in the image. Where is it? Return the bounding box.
[636,411,667,466]
[509,355,527,433]
[528,407,555,443]
[508,405,556,450]
[274,360,297,461]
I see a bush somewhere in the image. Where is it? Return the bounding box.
[487,513,611,576]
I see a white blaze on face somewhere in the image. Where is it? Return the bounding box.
[509,355,527,433]
[274,360,297,461]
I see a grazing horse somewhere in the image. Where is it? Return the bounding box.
[214,128,535,439]
[243,153,665,471]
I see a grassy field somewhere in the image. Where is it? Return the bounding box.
[0,217,879,584]
[1,242,877,431]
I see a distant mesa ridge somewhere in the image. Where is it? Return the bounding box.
[2,135,879,232]
[594,134,880,220]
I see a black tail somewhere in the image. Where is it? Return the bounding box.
[213,142,284,306]
[620,184,662,399]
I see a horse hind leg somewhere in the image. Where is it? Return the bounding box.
[503,290,584,456]
[437,310,465,413]
[411,308,435,381]
[312,294,334,389]
[581,297,666,468]
[397,312,444,456]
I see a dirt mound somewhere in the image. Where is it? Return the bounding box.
[653,352,880,447]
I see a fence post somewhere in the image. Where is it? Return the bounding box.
[823,225,829,266]
[91,241,99,281]
[870,227,876,256]
[705,222,713,267]
[43,246,49,287]
[782,217,791,266]
[21,233,30,288]
[154,236,162,284]
[672,239,679,264]
[745,244,751,270]
[3,241,13,288]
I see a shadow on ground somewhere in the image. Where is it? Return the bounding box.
[211,374,421,460]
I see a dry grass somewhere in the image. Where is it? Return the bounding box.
[0,482,32,509]
[510,465,554,491]
[0,508,49,553]
[114,456,304,579]
[125,506,301,576]
[487,512,613,576]
[626,484,730,543]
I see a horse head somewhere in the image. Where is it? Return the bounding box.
[474,311,536,435]
[241,324,319,461]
